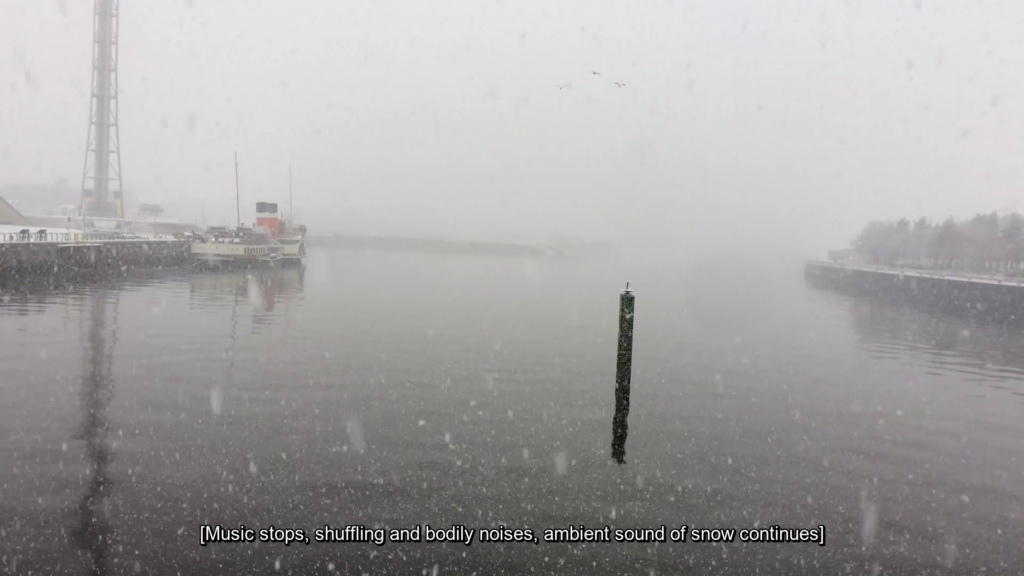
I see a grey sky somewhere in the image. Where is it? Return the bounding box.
[2,0,1023,254]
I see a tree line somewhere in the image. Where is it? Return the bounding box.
[851,212,1024,273]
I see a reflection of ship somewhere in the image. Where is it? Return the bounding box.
[188,266,305,312]
[70,289,118,576]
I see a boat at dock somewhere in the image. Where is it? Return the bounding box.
[256,201,306,267]
[190,226,283,268]
[190,200,306,269]
[276,226,306,266]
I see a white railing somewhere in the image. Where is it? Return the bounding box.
[0,231,184,244]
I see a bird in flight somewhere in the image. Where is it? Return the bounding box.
[614,82,626,88]
[591,71,601,75]
[557,84,570,90]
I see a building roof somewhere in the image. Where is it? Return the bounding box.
[0,195,30,226]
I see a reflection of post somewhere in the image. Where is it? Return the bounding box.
[70,289,117,575]
[263,272,278,313]
[611,283,635,464]
[227,282,239,382]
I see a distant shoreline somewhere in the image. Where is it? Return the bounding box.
[307,234,595,257]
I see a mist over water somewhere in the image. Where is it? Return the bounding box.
[3,0,1024,573]
[0,247,1021,573]
[6,1,1024,252]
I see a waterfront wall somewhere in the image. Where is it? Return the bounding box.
[804,260,1024,325]
[0,238,190,286]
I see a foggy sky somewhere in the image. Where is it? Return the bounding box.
[2,0,1024,255]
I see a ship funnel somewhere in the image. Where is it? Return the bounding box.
[256,202,280,239]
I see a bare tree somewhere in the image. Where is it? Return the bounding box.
[850,213,1024,274]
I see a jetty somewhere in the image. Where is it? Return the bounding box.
[804,260,1024,325]
[0,230,190,283]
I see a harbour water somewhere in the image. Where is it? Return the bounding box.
[1,248,1022,574]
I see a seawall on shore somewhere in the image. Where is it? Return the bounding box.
[804,260,1024,325]
[1,238,190,286]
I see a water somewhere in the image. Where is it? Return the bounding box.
[1,247,1022,574]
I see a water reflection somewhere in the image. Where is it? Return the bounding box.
[0,292,49,316]
[69,289,119,575]
[187,266,305,311]
[847,292,1024,394]
[2,253,1022,572]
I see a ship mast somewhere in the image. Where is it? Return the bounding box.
[234,152,241,229]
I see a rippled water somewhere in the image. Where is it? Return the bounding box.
[1,248,1022,575]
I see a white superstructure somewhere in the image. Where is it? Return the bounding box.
[190,227,282,267]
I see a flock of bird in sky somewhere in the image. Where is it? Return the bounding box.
[556,71,626,90]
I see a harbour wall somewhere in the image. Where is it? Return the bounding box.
[804,260,1024,325]
[0,235,190,287]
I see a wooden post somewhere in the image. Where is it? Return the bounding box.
[611,282,635,464]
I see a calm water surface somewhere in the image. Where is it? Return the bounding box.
[1,248,1022,575]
